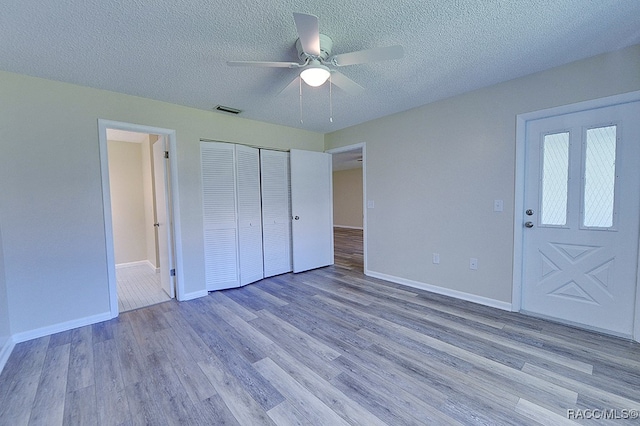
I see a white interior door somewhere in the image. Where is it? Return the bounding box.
[290,149,334,273]
[521,101,640,336]
[201,142,240,290]
[260,149,292,277]
[152,137,175,298]
[235,144,264,286]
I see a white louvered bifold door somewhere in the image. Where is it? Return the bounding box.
[235,144,265,286]
[260,150,292,277]
[200,142,240,290]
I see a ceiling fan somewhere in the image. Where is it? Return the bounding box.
[227,12,404,94]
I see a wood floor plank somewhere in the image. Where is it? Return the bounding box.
[267,400,309,426]
[62,385,97,426]
[208,291,259,321]
[28,342,71,426]
[514,398,578,426]
[154,327,218,404]
[249,309,343,381]
[261,344,387,426]
[198,358,276,426]
[125,379,170,426]
[66,325,94,393]
[254,357,351,426]
[330,371,437,426]
[0,372,42,425]
[189,394,242,426]
[146,350,196,424]
[332,352,461,425]
[176,300,285,411]
[93,339,131,425]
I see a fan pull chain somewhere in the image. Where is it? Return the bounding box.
[299,78,304,124]
[329,74,333,123]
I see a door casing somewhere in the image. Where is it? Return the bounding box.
[98,119,184,318]
[326,143,368,274]
[512,90,640,342]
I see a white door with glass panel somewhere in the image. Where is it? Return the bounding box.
[522,101,640,336]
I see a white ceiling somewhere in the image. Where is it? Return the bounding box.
[1,1,638,134]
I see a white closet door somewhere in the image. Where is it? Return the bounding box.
[201,142,239,290]
[260,149,292,277]
[290,149,334,273]
[235,144,264,285]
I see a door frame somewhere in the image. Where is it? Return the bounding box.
[98,119,184,318]
[512,90,640,341]
[326,143,368,274]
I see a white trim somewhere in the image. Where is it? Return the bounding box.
[180,290,209,301]
[513,90,640,342]
[367,270,512,312]
[98,119,186,314]
[326,143,367,272]
[0,336,15,375]
[12,311,112,344]
[333,225,363,230]
[115,260,156,271]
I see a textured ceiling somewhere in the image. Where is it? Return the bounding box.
[1,0,638,133]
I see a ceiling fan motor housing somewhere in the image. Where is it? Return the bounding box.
[296,34,333,62]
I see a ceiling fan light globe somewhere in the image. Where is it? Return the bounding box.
[300,65,330,87]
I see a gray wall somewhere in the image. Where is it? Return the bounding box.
[326,44,640,305]
[333,168,363,229]
[0,222,10,356]
[0,71,324,336]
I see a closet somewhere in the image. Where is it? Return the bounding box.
[200,142,293,291]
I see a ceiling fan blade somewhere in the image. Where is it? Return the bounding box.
[329,45,404,67]
[227,60,300,68]
[330,71,364,95]
[293,12,320,57]
[277,76,301,96]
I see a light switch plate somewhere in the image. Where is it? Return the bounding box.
[367,200,375,209]
[493,200,504,212]
[470,258,478,270]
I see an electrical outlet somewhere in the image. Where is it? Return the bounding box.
[470,258,478,270]
[432,253,440,264]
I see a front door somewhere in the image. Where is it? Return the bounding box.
[521,101,640,336]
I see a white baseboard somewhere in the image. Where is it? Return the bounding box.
[116,260,157,271]
[0,336,16,375]
[178,289,208,302]
[12,311,113,344]
[333,225,364,230]
[365,269,512,312]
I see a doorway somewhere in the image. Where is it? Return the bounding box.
[98,120,182,318]
[327,143,366,273]
[513,94,640,339]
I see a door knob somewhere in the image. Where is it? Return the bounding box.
[294,216,299,220]
[524,221,534,228]
[525,209,534,216]
[154,223,160,227]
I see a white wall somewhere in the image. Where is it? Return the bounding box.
[108,140,148,264]
[0,221,12,370]
[325,44,640,305]
[0,71,324,336]
[333,168,363,229]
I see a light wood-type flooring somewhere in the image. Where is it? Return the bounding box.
[1,229,639,425]
[117,264,171,313]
